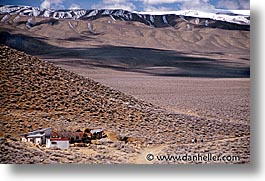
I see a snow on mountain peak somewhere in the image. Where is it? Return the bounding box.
[0,5,250,26]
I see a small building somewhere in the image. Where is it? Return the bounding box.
[46,138,69,149]
[51,131,83,144]
[27,133,45,145]
[90,128,104,139]
[20,127,51,145]
[20,127,105,149]
[21,128,70,149]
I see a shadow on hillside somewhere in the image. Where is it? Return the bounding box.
[0,32,250,78]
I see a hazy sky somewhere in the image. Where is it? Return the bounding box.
[0,0,250,11]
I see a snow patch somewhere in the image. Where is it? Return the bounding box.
[0,5,250,25]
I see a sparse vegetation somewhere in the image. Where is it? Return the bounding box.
[0,45,250,163]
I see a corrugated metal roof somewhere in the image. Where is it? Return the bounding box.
[27,127,51,134]
[90,128,103,134]
[27,133,45,138]
[20,127,51,136]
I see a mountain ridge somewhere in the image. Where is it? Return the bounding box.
[0,5,250,29]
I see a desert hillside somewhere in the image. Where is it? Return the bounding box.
[0,45,250,163]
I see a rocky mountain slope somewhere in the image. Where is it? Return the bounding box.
[0,45,250,163]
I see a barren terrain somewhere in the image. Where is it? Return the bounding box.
[0,45,250,164]
[0,13,250,164]
[61,67,249,124]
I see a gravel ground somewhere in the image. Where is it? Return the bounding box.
[61,66,250,125]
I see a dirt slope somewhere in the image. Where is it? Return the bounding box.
[0,45,250,163]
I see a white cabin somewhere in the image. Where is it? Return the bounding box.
[20,128,51,145]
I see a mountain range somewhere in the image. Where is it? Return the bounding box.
[0,5,250,29]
